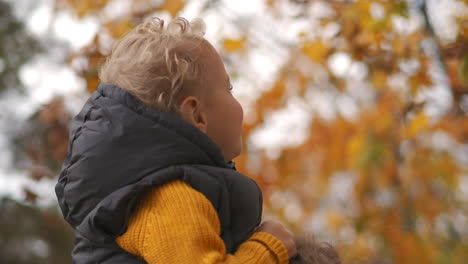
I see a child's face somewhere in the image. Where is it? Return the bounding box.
[197,41,244,161]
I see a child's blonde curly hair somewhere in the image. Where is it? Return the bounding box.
[99,17,207,113]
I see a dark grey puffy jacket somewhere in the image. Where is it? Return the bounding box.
[55,83,263,263]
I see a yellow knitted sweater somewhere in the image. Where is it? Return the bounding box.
[115,180,290,264]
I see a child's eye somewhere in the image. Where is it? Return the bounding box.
[229,84,233,91]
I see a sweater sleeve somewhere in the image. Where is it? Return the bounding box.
[115,180,289,264]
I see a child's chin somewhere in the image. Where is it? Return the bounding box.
[224,145,242,161]
[233,146,242,160]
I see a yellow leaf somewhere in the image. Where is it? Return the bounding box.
[371,70,388,89]
[326,210,346,229]
[301,41,329,63]
[406,111,428,138]
[222,37,247,53]
[158,0,185,17]
[392,37,407,57]
[347,134,364,168]
[65,0,110,17]
[104,20,134,38]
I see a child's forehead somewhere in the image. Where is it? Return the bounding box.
[192,39,218,60]
[198,40,225,67]
[185,40,229,94]
[175,38,218,70]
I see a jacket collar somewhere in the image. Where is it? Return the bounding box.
[97,83,231,169]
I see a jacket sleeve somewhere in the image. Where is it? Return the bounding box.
[115,180,290,264]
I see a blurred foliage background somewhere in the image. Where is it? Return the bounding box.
[0,0,467,263]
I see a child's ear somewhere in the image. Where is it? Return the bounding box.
[179,96,208,133]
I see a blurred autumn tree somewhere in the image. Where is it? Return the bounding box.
[8,0,467,263]
[0,0,74,263]
[0,0,41,93]
[238,1,467,263]
[0,197,74,264]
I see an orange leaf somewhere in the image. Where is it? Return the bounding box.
[87,76,101,93]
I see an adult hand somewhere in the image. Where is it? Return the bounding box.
[256,220,297,258]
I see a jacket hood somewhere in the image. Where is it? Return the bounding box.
[56,83,230,229]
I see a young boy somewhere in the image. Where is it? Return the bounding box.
[55,17,296,263]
